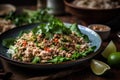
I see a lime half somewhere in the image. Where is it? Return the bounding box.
[101,40,117,59]
[90,59,111,75]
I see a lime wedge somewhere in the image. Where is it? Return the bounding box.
[101,40,117,59]
[90,59,111,75]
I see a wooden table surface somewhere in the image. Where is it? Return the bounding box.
[0,5,120,80]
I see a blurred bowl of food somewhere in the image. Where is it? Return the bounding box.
[0,18,16,34]
[64,0,120,25]
[0,4,16,16]
[88,24,111,40]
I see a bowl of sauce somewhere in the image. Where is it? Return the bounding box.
[88,24,111,40]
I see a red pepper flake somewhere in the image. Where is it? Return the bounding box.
[53,38,59,43]
[22,40,27,47]
[44,47,51,52]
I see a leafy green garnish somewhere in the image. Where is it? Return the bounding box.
[48,46,96,63]
[60,46,68,51]
[70,23,83,36]
[18,30,30,37]
[83,34,89,42]
[9,45,18,53]
[71,52,82,60]
[81,46,96,56]
[70,23,90,42]
[32,56,41,64]
[5,9,54,26]
[71,46,96,60]
[32,18,71,39]
[48,56,70,64]
[2,38,15,48]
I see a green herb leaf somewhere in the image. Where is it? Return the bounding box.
[70,23,90,42]
[32,18,71,40]
[18,30,30,37]
[48,56,70,64]
[70,23,82,36]
[71,52,82,60]
[81,46,96,57]
[2,38,15,48]
[32,56,41,64]
[83,34,90,42]
[5,9,54,26]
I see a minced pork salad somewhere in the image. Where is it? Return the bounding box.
[3,18,96,64]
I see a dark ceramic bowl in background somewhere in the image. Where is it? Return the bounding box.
[0,23,102,70]
[64,0,120,25]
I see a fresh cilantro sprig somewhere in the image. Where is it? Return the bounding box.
[32,18,71,39]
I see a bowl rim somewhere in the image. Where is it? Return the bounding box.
[64,0,120,11]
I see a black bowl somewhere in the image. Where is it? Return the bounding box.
[0,23,102,70]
